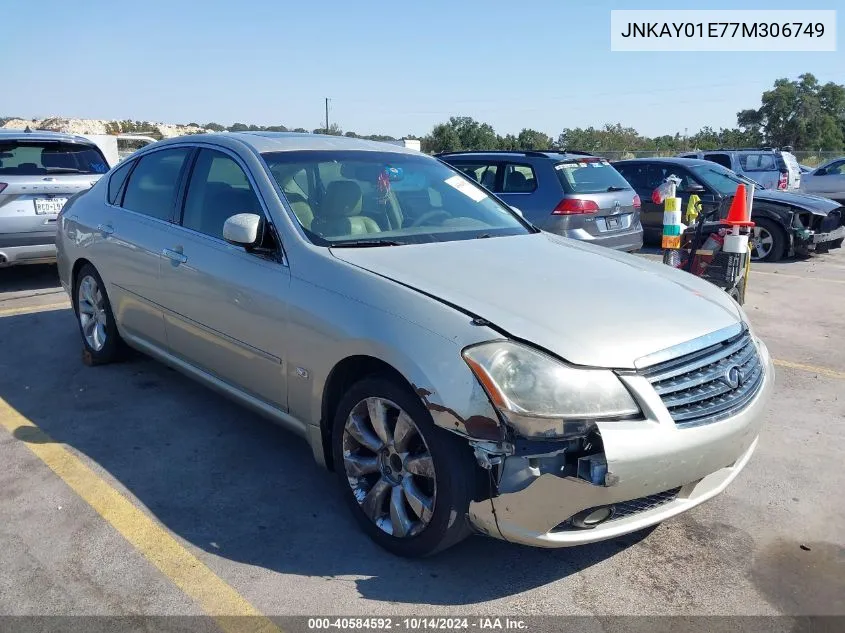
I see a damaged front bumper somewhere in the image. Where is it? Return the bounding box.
[467,340,774,548]
[795,225,845,252]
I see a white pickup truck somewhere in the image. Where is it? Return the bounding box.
[78,134,157,168]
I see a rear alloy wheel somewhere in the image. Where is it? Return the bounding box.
[73,264,124,365]
[750,218,785,262]
[332,376,476,557]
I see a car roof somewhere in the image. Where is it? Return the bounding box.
[436,150,596,161]
[614,157,713,167]
[150,131,423,156]
[0,128,96,145]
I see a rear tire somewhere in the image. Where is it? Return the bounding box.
[750,218,786,262]
[73,263,124,365]
[331,375,477,557]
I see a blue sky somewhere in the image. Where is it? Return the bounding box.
[3,0,842,138]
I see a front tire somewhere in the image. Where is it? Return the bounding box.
[750,218,786,262]
[73,263,124,365]
[332,376,477,557]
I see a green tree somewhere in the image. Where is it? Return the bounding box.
[204,122,226,132]
[422,116,499,153]
[516,128,552,150]
[737,74,845,149]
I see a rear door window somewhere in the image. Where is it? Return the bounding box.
[739,153,777,172]
[555,159,631,193]
[702,153,732,170]
[501,164,537,193]
[446,162,500,190]
[121,148,191,221]
[0,141,109,176]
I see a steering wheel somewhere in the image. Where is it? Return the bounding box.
[411,210,451,227]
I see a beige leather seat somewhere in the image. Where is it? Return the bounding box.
[284,192,314,230]
[312,181,381,238]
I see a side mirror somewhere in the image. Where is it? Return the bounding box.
[510,205,524,217]
[223,213,261,247]
[682,183,706,194]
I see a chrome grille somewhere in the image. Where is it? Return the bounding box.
[642,330,763,426]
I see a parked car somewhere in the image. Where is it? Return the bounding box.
[678,148,801,191]
[57,133,773,556]
[799,157,845,203]
[437,150,643,252]
[0,129,109,267]
[614,158,844,262]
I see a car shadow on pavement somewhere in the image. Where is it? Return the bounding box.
[0,309,639,606]
[0,264,62,293]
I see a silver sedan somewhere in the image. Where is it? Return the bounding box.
[56,133,773,557]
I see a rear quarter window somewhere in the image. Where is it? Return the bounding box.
[107,160,134,205]
[555,159,631,193]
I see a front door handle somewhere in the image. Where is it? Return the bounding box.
[162,248,188,264]
[96,223,114,235]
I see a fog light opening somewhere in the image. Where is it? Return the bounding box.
[571,505,614,529]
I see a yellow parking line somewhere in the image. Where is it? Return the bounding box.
[0,301,70,317]
[752,270,845,284]
[774,359,845,380]
[0,398,281,633]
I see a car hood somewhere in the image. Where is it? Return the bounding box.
[754,189,841,214]
[331,233,743,369]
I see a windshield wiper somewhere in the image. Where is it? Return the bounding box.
[606,186,629,192]
[331,239,403,248]
[45,168,87,174]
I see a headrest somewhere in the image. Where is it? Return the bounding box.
[321,180,362,217]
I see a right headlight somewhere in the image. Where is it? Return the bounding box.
[462,341,640,439]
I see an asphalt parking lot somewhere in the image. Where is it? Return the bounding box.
[1,252,843,623]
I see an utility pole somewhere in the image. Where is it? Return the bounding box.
[325,98,330,135]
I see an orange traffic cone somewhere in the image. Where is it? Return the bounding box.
[725,183,755,227]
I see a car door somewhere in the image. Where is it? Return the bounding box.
[615,163,663,240]
[98,147,192,349]
[804,160,845,201]
[158,146,291,409]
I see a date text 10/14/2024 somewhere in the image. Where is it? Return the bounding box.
[308,618,528,631]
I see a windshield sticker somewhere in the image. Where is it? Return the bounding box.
[444,175,487,202]
[556,163,577,170]
[578,162,588,168]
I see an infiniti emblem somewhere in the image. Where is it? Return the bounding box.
[722,365,744,389]
[613,200,621,215]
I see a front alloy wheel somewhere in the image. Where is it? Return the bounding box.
[342,397,436,538]
[332,376,478,557]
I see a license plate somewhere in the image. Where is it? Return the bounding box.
[606,217,621,229]
[34,197,68,215]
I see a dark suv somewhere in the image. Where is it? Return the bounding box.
[437,150,643,252]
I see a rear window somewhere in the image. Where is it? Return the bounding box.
[0,141,109,176]
[554,159,631,194]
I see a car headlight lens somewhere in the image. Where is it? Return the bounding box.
[462,341,640,439]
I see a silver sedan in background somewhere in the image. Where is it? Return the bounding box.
[800,157,845,203]
[56,133,773,557]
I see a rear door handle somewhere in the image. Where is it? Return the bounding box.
[162,248,188,264]
[97,223,114,235]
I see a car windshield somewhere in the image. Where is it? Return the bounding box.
[263,150,533,246]
[554,158,632,193]
[0,141,109,175]
[689,163,746,196]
